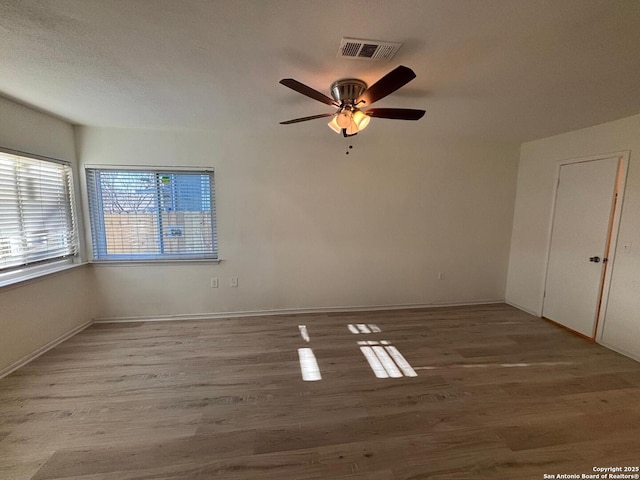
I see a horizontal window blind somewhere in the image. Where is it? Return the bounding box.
[86,168,217,260]
[0,151,78,272]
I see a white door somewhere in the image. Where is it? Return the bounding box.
[542,157,619,337]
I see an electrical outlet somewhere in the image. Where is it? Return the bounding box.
[210,277,218,288]
[230,277,238,287]
[438,272,445,280]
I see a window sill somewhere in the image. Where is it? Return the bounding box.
[90,258,222,266]
[0,260,88,290]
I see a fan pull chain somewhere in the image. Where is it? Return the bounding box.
[345,138,354,155]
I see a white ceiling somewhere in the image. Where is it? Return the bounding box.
[1,0,639,142]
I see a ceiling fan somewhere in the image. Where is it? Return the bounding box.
[279,65,426,137]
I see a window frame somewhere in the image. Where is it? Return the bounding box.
[0,147,81,287]
[85,166,218,263]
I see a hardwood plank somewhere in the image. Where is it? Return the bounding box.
[32,449,323,480]
[317,429,508,477]
[500,372,634,397]
[495,409,640,451]
[31,430,256,480]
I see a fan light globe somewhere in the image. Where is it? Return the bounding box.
[346,122,359,136]
[352,110,371,131]
[328,116,341,133]
[336,110,352,128]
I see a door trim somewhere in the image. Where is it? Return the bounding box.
[540,151,629,340]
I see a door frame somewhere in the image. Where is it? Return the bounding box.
[540,151,629,340]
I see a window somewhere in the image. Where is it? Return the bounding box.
[0,149,79,276]
[86,168,217,261]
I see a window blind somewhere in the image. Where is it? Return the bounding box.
[86,168,217,260]
[0,150,78,272]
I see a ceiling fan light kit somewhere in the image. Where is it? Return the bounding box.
[331,108,371,136]
[279,65,426,138]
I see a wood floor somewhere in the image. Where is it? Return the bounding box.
[1,304,640,479]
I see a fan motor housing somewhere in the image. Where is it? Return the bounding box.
[330,79,367,105]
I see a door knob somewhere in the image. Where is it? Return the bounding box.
[589,256,601,263]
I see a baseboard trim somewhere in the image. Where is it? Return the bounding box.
[542,316,595,342]
[597,340,640,363]
[505,300,541,317]
[0,319,94,380]
[93,299,505,324]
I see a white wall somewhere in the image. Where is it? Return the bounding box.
[506,113,640,360]
[0,97,98,374]
[76,126,519,319]
[0,97,75,161]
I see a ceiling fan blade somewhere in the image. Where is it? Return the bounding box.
[280,113,334,125]
[280,79,338,106]
[365,108,426,120]
[357,66,417,106]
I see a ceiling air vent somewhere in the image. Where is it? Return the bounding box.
[337,37,402,61]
